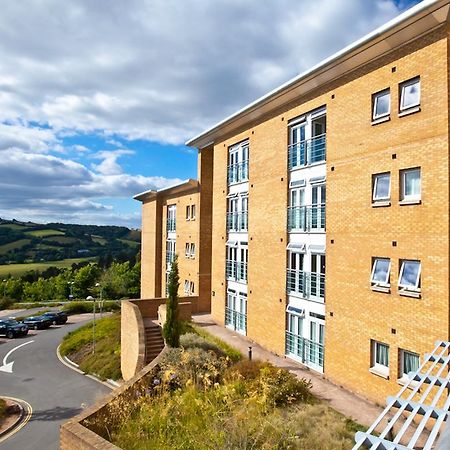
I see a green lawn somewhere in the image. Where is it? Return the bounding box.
[0,239,32,255]
[0,257,95,277]
[42,235,77,244]
[0,223,28,230]
[91,236,107,245]
[25,229,65,237]
[118,238,140,248]
[60,313,121,380]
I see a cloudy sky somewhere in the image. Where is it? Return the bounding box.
[0,0,419,228]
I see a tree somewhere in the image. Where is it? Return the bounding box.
[162,256,180,347]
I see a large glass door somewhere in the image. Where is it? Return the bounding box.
[311,184,326,230]
[286,313,304,358]
[310,254,325,301]
[309,321,325,370]
[290,123,306,167]
[288,251,304,295]
[289,188,305,230]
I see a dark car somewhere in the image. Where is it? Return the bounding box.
[22,315,52,330]
[42,311,68,325]
[0,319,28,338]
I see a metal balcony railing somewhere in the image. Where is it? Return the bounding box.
[225,307,247,333]
[285,331,324,369]
[287,205,325,231]
[166,251,175,266]
[166,218,176,232]
[226,260,248,283]
[226,212,248,232]
[286,269,325,302]
[227,160,249,184]
[288,133,326,170]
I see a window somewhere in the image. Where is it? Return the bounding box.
[190,281,195,295]
[400,77,420,112]
[372,173,391,202]
[184,280,189,295]
[400,168,421,202]
[399,349,419,379]
[372,89,390,121]
[398,260,421,291]
[371,258,390,287]
[186,205,190,220]
[371,340,389,378]
[190,243,195,258]
[185,243,190,257]
[191,204,196,220]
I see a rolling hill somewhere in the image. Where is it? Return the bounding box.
[0,218,141,267]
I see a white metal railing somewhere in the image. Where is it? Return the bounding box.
[226,260,248,283]
[286,269,325,302]
[227,160,249,184]
[287,205,325,231]
[285,331,324,369]
[288,133,326,170]
[226,212,248,232]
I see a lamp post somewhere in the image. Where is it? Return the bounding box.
[67,281,74,301]
[2,279,7,299]
[86,295,96,354]
[95,282,103,318]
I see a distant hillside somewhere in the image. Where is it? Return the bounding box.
[0,218,141,266]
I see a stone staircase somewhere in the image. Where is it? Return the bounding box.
[144,321,165,364]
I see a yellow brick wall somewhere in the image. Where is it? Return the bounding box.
[210,25,449,403]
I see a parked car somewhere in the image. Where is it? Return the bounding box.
[0,319,28,338]
[22,315,52,330]
[42,311,68,325]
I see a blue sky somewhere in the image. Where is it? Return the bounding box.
[0,0,420,228]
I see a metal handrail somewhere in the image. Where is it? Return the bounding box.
[286,269,325,301]
[226,212,249,231]
[287,204,325,231]
[227,160,249,184]
[226,260,248,282]
[288,133,326,169]
[285,331,324,368]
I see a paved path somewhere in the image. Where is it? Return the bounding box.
[193,313,384,428]
[0,314,110,450]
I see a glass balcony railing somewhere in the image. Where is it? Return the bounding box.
[286,269,325,302]
[226,260,248,283]
[285,331,324,369]
[225,307,247,333]
[166,251,175,267]
[227,160,249,184]
[287,205,325,231]
[167,218,176,232]
[226,212,248,232]
[288,134,326,170]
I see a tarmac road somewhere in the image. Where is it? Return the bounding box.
[0,315,111,450]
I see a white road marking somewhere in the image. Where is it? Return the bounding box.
[0,340,34,373]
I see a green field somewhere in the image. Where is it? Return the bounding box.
[0,257,95,277]
[0,223,28,230]
[42,235,78,244]
[25,229,65,237]
[92,236,107,245]
[118,238,140,248]
[0,239,32,255]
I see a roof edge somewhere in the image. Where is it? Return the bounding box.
[133,179,199,202]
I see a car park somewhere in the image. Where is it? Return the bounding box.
[22,315,52,330]
[0,319,28,338]
[42,311,68,325]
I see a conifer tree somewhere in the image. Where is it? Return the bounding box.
[162,256,180,347]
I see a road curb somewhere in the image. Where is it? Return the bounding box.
[0,397,32,444]
[56,344,120,390]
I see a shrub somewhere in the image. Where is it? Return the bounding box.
[62,300,120,315]
[0,297,13,311]
[180,332,225,357]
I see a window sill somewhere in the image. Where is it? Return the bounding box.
[372,200,391,208]
[399,199,421,206]
[397,376,419,390]
[398,106,420,117]
[369,366,389,380]
[371,285,390,294]
[399,289,421,299]
[371,116,390,126]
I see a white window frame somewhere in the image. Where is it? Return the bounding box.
[400,168,421,202]
[400,77,420,112]
[372,172,391,202]
[398,260,421,291]
[185,243,190,258]
[372,89,390,120]
[190,243,195,258]
[186,205,190,221]
[370,258,391,287]
[191,204,196,220]
[370,340,390,378]
[399,349,420,380]
[184,280,189,295]
[189,281,195,295]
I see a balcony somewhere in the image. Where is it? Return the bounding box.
[225,307,247,333]
[287,205,325,232]
[286,269,325,302]
[226,212,248,232]
[165,251,175,267]
[288,134,326,170]
[166,218,176,232]
[285,331,324,369]
[226,260,248,283]
[227,160,249,185]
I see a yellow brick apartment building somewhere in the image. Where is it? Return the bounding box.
[138,0,450,404]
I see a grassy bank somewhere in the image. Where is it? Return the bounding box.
[102,331,362,450]
[60,313,121,380]
[0,258,95,277]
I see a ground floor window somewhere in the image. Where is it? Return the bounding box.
[225,290,247,334]
[399,349,419,379]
